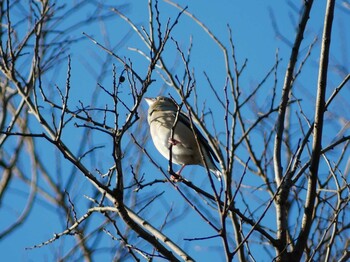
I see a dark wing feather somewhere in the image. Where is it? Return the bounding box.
[175,112,219,162]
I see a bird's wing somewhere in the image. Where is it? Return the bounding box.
[176,111,219,162]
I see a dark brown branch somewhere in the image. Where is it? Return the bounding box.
[292,0,335,260]
[273,1,314,258]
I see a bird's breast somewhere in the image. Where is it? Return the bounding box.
[149,116,201,165]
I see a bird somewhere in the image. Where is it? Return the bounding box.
[145,96,222,180]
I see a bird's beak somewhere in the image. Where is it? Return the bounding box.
[144,97,155,107]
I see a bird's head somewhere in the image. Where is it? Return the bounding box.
[145,96,178,112]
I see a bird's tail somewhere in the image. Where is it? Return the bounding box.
[203,154,222,181]
[210,167,222,181]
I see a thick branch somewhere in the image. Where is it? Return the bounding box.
[273,1,314,257]
[293,0,335,260]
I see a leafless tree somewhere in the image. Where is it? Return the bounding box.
[1,0,349,261]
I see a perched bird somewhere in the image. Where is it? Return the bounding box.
[145,96,222,180]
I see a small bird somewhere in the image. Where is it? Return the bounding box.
[145,96,222,180]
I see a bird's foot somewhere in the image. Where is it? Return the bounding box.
[168,138,180,146]
[170,173,183,182]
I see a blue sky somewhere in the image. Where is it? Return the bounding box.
[1,0,349,261]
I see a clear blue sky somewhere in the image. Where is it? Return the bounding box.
[2,0,349,261]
